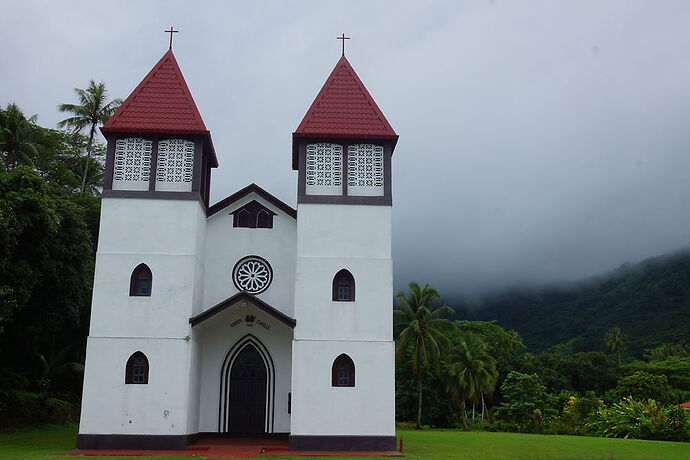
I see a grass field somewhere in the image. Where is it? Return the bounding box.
[1,424,689,460]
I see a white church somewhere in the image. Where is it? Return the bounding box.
[77,43,399,452]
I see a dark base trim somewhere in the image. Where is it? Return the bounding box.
[76,434,188,450]
[289,435,397,451]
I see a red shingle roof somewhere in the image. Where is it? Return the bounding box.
[101,49,217,166]
[292,55,398,169]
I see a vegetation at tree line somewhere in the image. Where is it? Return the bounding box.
[395,283,690,441]
[1,96,689,445]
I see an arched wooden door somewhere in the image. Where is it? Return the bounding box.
[227,344,267,434]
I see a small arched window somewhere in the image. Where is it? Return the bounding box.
[237,209,251,228]
[332,354,355,387]
[125,351,149,384]
[332,269,355,301]
[256,209,271,228]
[129,263,152,296]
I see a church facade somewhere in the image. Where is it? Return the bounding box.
[77,46,398,451]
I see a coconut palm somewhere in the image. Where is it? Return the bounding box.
[394,282,455,429]
[0,103,43,170]
[605,327,628,365]
[445,331,498,429]
[57,80,121,193]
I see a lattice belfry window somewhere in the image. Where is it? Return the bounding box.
[347,144,384,196]
[113,138,152,190]
[156,139,194,192]
[305,143,342,195]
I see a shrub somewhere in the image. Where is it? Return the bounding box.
[586,396,690,441]
[0,389,74,426]
[561,391,603,435]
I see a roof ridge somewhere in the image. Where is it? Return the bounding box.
[207,183,297,218]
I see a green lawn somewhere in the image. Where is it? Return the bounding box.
[0,424,688,460]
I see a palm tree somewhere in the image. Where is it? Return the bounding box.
[0,103,43,170]
[605,327,628,365]
[394,282,455,429]
[445,331,497,430]
[57,80,121,193]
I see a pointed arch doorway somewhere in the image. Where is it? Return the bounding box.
[219,335,275,435]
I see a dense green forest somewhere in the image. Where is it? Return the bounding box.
[447,251,690,357]
[0,92,115,424]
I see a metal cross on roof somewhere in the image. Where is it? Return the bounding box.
[165,26,179,50]
[337,33,350,56]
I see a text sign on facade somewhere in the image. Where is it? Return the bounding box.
[230,315,270,330]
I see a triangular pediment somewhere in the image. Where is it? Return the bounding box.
[207,183,296,219]
[189,292,296,328]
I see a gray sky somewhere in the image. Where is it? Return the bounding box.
[2,1,689,298]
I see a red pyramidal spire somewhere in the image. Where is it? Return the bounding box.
[102,49,217,166]
[292,55,398,169]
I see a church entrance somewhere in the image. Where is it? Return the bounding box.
[227,344,267,435]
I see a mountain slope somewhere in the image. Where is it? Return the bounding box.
[461,250,690,356]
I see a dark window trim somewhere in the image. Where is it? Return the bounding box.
[103,133,211,208]
[129,263,153,297]
[125,351,149,384]
[331,354,355,387]
[231,200,277,229]
[332,269,355,302]
[297,138,393,205]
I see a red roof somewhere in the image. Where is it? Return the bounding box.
[292,55,398,169]
[101,49,217,166]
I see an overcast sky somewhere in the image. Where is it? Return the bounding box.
[2,1,689,299]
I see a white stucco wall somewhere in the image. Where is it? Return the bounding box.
[296,204,391,259]
[194,302,293,434]
[294,257,392,341]
[291,203,395,437]
[290,340,395,436]
[203,192,296,318]
[80,197,207,437]
[79,337,191,435]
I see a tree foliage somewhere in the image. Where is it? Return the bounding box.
[394,282,454,429]
[496,371,555,432]
[0,101,109,422]
[605,327,628,365]
[0,103,43,170]
[444,331,498,429]
[58,80,121,193]
[615,371,675,405]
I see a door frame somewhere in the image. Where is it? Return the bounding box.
[218,334,276,434]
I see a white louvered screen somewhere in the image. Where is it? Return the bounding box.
[155,139,194,192]
[347,144,384,196]
[112,138,152,191]
[305,143,343,195]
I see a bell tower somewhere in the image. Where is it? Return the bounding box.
[77,48,217,449]
[290,52,398,451]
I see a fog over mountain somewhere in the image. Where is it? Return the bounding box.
[2,1,689,298]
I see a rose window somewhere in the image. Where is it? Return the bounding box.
[232,256,272,294]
